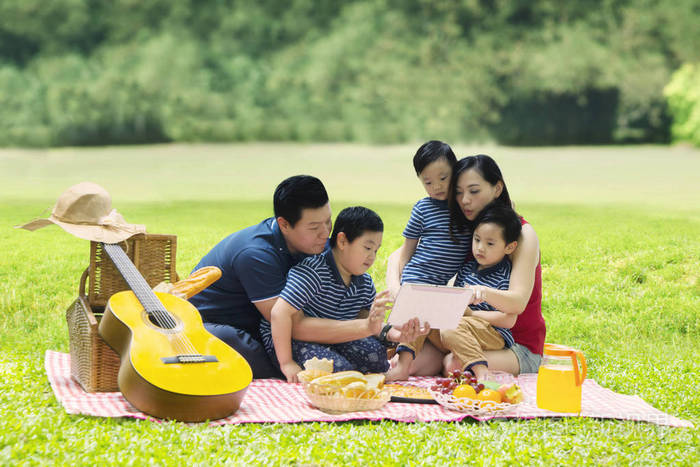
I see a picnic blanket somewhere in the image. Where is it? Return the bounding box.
[45,351,693,428]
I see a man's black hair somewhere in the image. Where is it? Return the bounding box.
[273,175,329,227]
[473,202,522,244]
[413,140,457,175]
[330,206,383,247]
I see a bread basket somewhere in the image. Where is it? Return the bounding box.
[303,382,392,414]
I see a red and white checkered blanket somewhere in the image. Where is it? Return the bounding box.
[45,351,692,427]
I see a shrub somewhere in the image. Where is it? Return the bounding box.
[664,63,700,146]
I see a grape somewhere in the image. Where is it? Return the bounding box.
[476,383,485,393]
[450,369,463,380]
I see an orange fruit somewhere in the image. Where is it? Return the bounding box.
[452,384,477,399]
[476,388,502,407]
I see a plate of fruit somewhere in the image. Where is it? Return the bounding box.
[429,370,524,415]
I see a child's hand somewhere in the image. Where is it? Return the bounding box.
[280,361,303,383]
[367,290,391,335]
[388,285,400,302]
[469,285,487,305]
[390,318,430,343]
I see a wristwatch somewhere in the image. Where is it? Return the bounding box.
[378,323,397,348]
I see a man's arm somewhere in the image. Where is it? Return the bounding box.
[253,297,277,322]
[255,297,377,343]
[289,290,391,343]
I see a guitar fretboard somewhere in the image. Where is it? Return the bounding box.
[102,243,169,316]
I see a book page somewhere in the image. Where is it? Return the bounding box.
[387,283,473,329]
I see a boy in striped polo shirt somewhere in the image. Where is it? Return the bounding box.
[392,140,472,292]
[389,202,522,381]
[386,141,470,380]
[261,207,392,382]
[440,202,522,381]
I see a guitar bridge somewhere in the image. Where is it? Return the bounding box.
[161,354,219,364]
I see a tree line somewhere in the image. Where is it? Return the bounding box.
[1,0,698,147]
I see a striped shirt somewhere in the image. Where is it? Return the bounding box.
[260,249,376,349]
[401,197,471,285]
[454,257,514,348]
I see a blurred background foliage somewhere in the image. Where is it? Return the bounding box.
[0,0,698,147]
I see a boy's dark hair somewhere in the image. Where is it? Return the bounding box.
[273,175,329,227]
[330,206,383,247]
[413,140,457,175]
[473,202,522,244]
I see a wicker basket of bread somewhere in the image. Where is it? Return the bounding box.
[298,358,392,414]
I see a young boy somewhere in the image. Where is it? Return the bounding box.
[385,141,471,380]
[260,206,392,382]
[389,202,521,381]
[390,140,471,295]
[440,202,522,381]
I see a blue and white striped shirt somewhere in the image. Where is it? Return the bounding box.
[401,197,471,285]
[454,257,514,348]
[260,249,376,349]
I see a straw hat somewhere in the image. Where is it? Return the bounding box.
[16,182,146,243]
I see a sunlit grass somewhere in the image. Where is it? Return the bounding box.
[1,144,698,464]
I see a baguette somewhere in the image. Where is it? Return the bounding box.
[170,266,222,299]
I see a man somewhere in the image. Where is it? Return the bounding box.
[189,175,332,378]
[192,175,426,378]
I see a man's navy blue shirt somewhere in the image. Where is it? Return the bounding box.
[188,218,307,335]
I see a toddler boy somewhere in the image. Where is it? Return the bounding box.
[391,202,522,381]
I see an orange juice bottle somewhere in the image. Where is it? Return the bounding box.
[536,343,587,413]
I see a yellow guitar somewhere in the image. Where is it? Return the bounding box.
[98,243,252,422]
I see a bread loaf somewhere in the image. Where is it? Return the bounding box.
[170,266,222,299]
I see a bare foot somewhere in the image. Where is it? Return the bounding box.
[385,362,410,382]
[470,363,490,381]
[441,353,463,377]
[388,353,400,369]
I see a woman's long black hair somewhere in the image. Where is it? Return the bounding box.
[448,154,513,239]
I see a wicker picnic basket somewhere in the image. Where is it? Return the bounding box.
[65,234,178,392]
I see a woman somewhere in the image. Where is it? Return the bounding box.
[386,155,545,375]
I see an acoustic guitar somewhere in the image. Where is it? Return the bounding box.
[97,242,252,422]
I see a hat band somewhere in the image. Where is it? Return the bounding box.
[52,209,141,233]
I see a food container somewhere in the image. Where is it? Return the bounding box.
[65,234,178,392]
[429,389,522,416]
[303,382,392,414]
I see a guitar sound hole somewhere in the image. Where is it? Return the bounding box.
[147,312,177,330]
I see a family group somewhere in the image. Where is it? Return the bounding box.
[189,141,546,383]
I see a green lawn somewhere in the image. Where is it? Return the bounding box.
[1,144,698,465]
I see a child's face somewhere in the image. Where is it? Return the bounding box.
[339,231,383,276]
[419,158,452,201]
[472,222,516,268]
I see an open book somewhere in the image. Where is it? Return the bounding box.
[387,283,473,330]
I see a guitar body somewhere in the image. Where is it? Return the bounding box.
[99,290,252,422]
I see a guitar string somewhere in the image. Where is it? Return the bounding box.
[109,247,196,356]
[106,244,200,357]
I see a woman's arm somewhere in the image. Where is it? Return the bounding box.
[470,309,517,328]
[270,299,303,382]
[471,223,539,314]
[386,238,419,299]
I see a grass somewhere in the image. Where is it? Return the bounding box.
[1,144,698,465]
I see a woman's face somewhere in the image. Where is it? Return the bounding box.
[454,169,503,221]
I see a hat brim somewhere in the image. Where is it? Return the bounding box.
[16,216,145,243]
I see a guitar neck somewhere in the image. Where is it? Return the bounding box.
[102,242,168,315]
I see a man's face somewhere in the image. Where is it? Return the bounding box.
[279,203,332,255]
